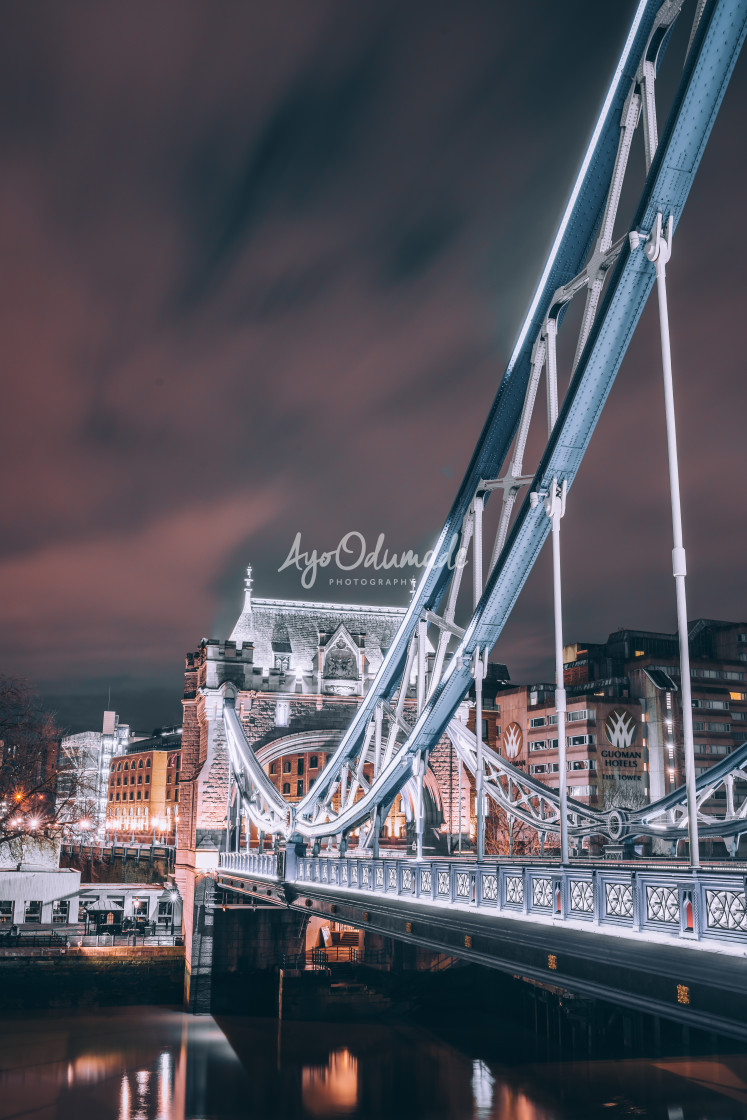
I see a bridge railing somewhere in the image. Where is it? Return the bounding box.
[221,849,278,878]
[294,855,747,949]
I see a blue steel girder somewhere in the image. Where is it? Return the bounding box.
[278,0,747,843]
[288,0,675,829]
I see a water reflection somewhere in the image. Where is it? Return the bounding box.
[0,1007,746,1120]
[303,1049,359,1115]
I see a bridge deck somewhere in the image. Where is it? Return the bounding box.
[218,850,747,1039]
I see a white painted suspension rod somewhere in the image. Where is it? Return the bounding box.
[532,478,569,864]
[644,212,700,868]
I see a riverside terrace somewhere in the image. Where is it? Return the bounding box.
[215,847,747,1041]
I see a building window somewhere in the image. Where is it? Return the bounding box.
[567,734,595,747]
[129,792,134,801]
[115,793,120,801]
[530,764,546,774]
[146,759,151,767]
[137,759,143,768]
[276,699,290,728]
[296,779,304,796]
[529,741,546,751]
[270,761,277,775]
[137,792,141,800]
[529,717,546,728]
[51,900,69,924]
[568,759,596,771]
[145,791,149,799]
[25,901,42,924]
[298,758,304,774]
[310,755,318,769]
[283,760,291,773]
[0,901,13,925]
[481,719,489,739]
[283,783,291,795]
[145,775,149,783]
[110,763,115,771]
[176,755,180,769]
[174,790,178,802]
[124,762,129,771]
[109,794,113,802]
[137,775,142,784]
[567,709,595,723]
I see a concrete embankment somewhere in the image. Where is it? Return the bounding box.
[0,946,184,1010]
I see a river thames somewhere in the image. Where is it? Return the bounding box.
[1,1006,747,1119]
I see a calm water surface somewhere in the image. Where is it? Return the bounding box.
[0,1007,746,1120]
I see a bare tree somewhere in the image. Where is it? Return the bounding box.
[485,804,545,857]
[0,676,96,862]
[598,768,649,812]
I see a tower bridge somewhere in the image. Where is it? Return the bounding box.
[175,0,747,1032]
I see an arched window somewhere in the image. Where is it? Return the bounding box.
[124,762,129,771]
[138,760,143,769]
[282,782,291,795]
[146,759,151,768]
[310,755,318,769]
[117,763,122,771]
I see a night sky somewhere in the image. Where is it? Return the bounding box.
[0,1,744,734]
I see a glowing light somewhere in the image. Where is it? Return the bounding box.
[302,1049,358,1116]
[472,1059,495,1118]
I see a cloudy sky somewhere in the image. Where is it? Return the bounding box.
[0,1,744,733]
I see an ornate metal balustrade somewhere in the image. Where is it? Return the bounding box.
[220,849,277,878]
[219,848,747,949]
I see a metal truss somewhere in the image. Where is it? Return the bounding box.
[227,0,747,850]
[448,718,747,851]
